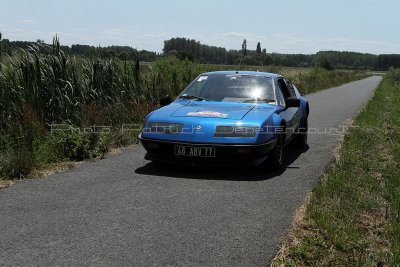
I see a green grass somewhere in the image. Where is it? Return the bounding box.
[0,39,370,181]
[273,69,400,266]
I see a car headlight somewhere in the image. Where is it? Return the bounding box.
[148,122,183,135]
[214,126,258,138]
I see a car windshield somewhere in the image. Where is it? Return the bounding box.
[179,74,276,104]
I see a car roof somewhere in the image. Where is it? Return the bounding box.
[203,70,281,78]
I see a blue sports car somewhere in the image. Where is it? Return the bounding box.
[139,71,309,169]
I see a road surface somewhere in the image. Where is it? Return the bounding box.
[0,76,382,266]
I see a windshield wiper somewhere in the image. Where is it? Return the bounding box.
[242,98,276,103]
[179,95,211,101]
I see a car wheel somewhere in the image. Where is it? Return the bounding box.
[269,134,284,170]
[293,117,308,148]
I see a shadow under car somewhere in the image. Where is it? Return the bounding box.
[135,144,309,181]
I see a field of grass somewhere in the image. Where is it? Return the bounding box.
[273,69,400,266]
[0,39,370,181]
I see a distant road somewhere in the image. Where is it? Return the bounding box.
[0,76,382,266]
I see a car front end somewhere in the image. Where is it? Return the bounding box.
[139,101,281,167]
[138,71,302,167]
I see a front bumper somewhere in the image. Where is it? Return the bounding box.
[138,135,277,167]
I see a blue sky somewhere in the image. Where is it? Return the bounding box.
[1,0,399,54]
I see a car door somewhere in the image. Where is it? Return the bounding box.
[285,79,302,129]
[275,78,301,141]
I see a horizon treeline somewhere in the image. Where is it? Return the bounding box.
[163,37,400,70]
[0,38,159,62]
[1,36,399,70]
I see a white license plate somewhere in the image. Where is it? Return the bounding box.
[174,145,216,157]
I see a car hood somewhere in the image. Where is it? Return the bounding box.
[170,101,256,120]
[143,101,279,145]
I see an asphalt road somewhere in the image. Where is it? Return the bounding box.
[0,76,382,266]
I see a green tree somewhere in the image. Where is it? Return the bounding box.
[318,57,334,70]
[242,39,247,56]
[118,51,129,61]
[256,42,261,56]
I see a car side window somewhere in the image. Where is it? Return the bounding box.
[275,85,285,106]
[292,84,301,98]
[285,80,298,99]
[277,78,292,100]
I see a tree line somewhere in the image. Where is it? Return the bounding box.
[1,35,399,70]
[163,37,400,70]
[0,38,158,62]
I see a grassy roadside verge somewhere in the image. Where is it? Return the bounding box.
[272,70,400,266]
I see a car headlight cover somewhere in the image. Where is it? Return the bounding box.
[148,122,183,134]
[214,126,258,138]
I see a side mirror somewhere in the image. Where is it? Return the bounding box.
[285,97,300,109]
[160,95,172,107]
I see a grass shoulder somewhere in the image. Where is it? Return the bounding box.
[272,70,400,266]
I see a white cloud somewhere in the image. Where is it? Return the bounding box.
[20,19,36,24]
[102,29,138,37]
[9,28,26,35]
[217,32,247,39]
[68,28,88,33]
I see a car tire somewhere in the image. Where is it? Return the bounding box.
[268,134,284,170]
[293,117,308,148]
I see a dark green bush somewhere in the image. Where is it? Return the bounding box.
[7,148,35,178]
